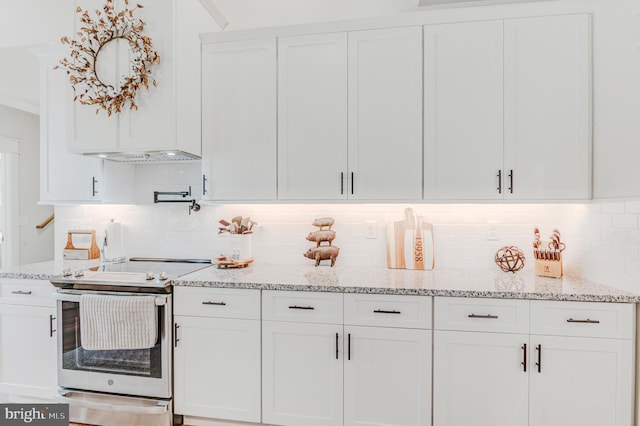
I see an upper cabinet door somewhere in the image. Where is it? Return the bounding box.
[201,38,277,201]
[504,14,592,200]
[424,21,504,200]
[278,33,348,200]
[39,51,104,203]
[348,27,423,200]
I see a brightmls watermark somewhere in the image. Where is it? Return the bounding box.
[0,404,68,425]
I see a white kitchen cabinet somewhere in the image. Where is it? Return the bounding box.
[277,33,348,200]
[433,297,529,426]
[528,335,633,426]
[504,14,592,200]
[277,27,422,200]
[424,14,591,201]
[262,321,343,426]
[528,300,634,426]
[433,297,634,426]
[173,287,261,424]
[344,326,431,426]
[0,279,57,399]
[433,331,529,426]
[347,27,422,200]
[424,20,504,200]
[39,48,136,204]
[342,294,432,426]
[262,291,344,426]
[66,0,208,159]
[38,50,103,203]
[201,38,277,201]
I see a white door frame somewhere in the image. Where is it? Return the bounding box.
[0,136,20,269]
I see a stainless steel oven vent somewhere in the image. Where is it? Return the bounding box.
[83,150,200,163]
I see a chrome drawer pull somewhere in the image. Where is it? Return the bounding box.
[289,305,314,310]
[468,314,499,319]
[567,318,600,324]
[11,290,32,295]
[202,301,226,306]
[373,309,401,314]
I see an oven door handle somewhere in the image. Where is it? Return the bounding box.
[51,292,167,306]
[55,389,170,415]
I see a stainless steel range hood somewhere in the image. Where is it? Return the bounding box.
[84,150,200,163]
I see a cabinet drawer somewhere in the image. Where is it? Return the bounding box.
[262,291,343,324]
[530,301,635,339]
[344,294,432,329]
[173,287,260,320]
[434,297,529,334]
[0,279,55,307]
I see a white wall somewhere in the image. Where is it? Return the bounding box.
[0,105,54,265]
[54,199,640,293]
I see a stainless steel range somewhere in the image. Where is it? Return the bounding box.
[50,258,210,426]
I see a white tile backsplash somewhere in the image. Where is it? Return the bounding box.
[54,199,640,294]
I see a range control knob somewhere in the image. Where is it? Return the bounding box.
[74,269,84,278]
[145,271,155,280]
[159,272,168,281]
[62,268,72,277]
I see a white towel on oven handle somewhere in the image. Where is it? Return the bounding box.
[79,294,158,350]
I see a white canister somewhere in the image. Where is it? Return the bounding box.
[229,234,252,261]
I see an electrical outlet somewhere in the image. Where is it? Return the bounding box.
[365,221,377,239]
[487,220,499,241]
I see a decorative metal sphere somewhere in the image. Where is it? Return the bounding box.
[494,246,525,273]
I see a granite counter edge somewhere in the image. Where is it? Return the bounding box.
[173,280,640,303]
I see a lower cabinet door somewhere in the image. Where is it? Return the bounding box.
[262,321,343,426]
[343,326,431,426]
[433,330,529,426]
[528,335,634,426]
[173,316,261,423]
[0,304,57,398]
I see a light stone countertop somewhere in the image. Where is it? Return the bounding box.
[0,260,101,281]
[174,264,640,303]
[2,261,638,303]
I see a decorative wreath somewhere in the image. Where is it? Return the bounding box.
[57,0,160,116]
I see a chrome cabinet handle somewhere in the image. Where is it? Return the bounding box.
[202,174,208,196]
[92,176,98,197]
[468,314,499,319]
[567,318,600,324]
[508,170,513,194]
[335,333,339,360]
[11,290,32,295]
[521,343,527,372]
[535,344,542,373]
[373,309,401,315]
[289,305,314,310]
[497,170,502,194]
[340,172,344,195]
[174,323,180,348]
[202,301,226,306]
[49,314,56,337]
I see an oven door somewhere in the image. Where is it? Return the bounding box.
[53,290,172,399]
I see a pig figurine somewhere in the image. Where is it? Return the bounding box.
[312,217,335,230]
[304,246,340,267]
[306,230,336,247]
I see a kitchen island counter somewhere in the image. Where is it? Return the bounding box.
[174,264,640,303]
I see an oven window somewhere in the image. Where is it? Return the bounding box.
[61,301,162,378]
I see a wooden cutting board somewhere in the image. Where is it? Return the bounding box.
[386,208,434,270]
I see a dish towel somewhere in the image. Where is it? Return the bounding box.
[80,294,158,350]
